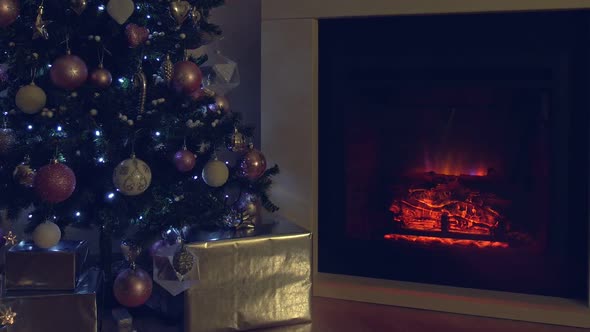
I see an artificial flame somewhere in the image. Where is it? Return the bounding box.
[418,149,490,177]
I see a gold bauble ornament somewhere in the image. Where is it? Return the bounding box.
[107,0,134,25]
[160,54,173,84]
[113,155,152,196]
[202,158,229,187]
[227,127,247,153]
[169,0,190,26]
[70,0,87,15]
[172,245,195,277]
[15,82,46,114]
[13,157,35,188]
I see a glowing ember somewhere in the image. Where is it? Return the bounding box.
[389,172,511,246]
[384,234,509,249]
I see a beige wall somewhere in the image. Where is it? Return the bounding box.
[212,0,262,147]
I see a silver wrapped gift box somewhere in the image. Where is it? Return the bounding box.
[2,267,102,332]
[5,240,88,291]
[184,220,312,332]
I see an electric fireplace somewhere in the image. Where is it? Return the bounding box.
[317,11,589,300]
[263,1,590,327]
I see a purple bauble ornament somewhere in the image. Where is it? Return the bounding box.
[149,239,167,258]
[50,53,88,90]
[174,148,196,172]
[171,60,202,95]
[239,146,267,181]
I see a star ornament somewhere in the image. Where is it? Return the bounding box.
[32,3,51,40]
[3,231,17,246]
[0,306,16,326]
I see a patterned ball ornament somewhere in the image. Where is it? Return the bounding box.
[50,53,88,90]
[0,128,16,155]
[239,145,267,180]
[202,158,229,188]
[15,83,46,114]
[0,0,19,28]
[171,60,202,95]
[32,220,61,249]
[113,155,152,196]
[174,147,196,172]
[34,161,76,203]
[113,267,153,308]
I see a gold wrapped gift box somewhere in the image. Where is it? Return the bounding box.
[184,220,312,332]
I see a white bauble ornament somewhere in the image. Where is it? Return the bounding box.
[113,155,152,196]
[202,158,229,187]
[107,0,134,25]
[15,83,46,114]
[33,221,61,249]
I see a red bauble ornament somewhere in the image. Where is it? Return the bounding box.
[171,60,202,95]
[114,267,153,308]
[50,53,88,90]
[125,23,149,48]
[174,147,196,172]
[239,146,267,180]
[0,0,19,28]
[34,161,76,203]
[89,65,112,89]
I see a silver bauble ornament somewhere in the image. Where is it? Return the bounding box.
[33,220,61,249]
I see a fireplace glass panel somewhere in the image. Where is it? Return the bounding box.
[319,11,589,299]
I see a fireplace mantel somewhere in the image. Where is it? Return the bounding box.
[261,1,590,327]
[263,0,590,19]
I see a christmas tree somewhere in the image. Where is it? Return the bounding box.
[0,0,278,267]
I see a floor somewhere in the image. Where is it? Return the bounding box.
[105,297,589,331]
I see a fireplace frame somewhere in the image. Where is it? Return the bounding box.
[261,0,590,327]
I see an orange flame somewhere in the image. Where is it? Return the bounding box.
[418,149,489,176]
